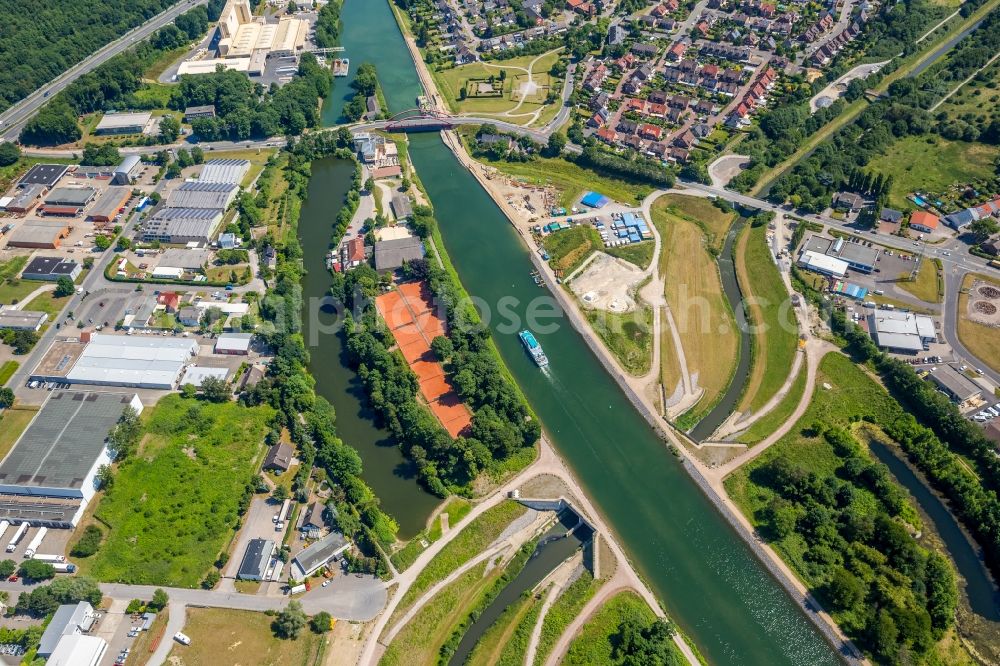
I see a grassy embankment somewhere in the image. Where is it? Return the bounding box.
[390,497,472,572]
[483,156,653,209]
[533,571,598,665]
[544,226,603,277]
[606,241,654,269]
[83,395,273,586]
[563,590,686,664]
[167,608,326,665]
[895,257,943,303]
[651,195,739,426]
[735,366,808,445]
[388,500,527,627]
[583,305,653,376]
[734,222,799,414]
[957,273,1000,374]
[465,590,544,666]
[868,137,1000,211]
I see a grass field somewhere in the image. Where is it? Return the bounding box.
[656,194,735,251]
[958,273,1000,374]
[652,198,738,420]
[725,353,923,573]
[486,157,653,209]
[434,50,561,120]
[938,59,1000,120]
[868,136,1000,211]
[467,591,541,666]
[168,608,325,666]
[143,46,189,80]
[390,500,527,625]
[564,591,681,665]
[534,571,597,666]
[544,227,603,276]
[896,257,943,303]
[584,306,653,376]
[735,223,799,413]
[0,406,38,461]
[606,241,654,269]
[131,83,175,110]
[0,256,36,305]
[659,310,683,400]
[391,497,473,571]
[735,364,808,445]
[381,563,501,666]
[22,289,71,320]
[86,396,273,586]
[0,360,18,385]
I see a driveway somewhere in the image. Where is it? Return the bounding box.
[220,495,284,590]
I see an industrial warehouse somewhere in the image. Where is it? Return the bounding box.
[0,392,143,527]
[30,333,200,389]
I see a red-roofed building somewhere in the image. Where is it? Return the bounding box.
[597,127,618,145]
[648,102,667,117]
[627,98,647,112]
[345,237,367,268]
[639,124,663,140]
[157,292,180,313]
[668,42,687,61]
[909,211,940,233]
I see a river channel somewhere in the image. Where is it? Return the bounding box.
[304,1,840,662]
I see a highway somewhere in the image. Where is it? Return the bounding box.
[0,0,210,142]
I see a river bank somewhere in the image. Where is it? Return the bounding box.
[437,127,866,662]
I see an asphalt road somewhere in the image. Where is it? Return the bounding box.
[0,0,210,142]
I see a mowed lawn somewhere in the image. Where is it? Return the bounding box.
[0,406,38,460]
[487,157,653,209]
[652,197,738,420]
[655,194,735,251]
[736,365,808,446]
[868,136,1000,211]
[88,396,273,586]
[958,273,1000,374]
[168,608,325,666]
[434,49,561,117]
[896,257,943,303]
[735,223,799,413]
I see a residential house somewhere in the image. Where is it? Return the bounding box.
[263,442,293,472]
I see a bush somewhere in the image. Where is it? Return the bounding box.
[70,525,103,558]
[310,611,332,633]
[18,560,55,582]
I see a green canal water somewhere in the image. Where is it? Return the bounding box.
[303,0,840,662]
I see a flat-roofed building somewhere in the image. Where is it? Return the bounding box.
[44,187,96,208]
[803,234,880,273]
[927,364,982,410]
[32,334,199,389]
[177,58,251,76]
[46,634,107,666]
[88,187,131,223]
[866,309,936,354]
[168,181,239,209]
[237,537,275,580]
[6,184,46,214]
[157,248,211,273]
[797,249,848,278]
[183,105,216,121]
[112,155,143,185]
[215,332,252,355]
[180,365,229,387]
[94,112,152,135]
[6,220,69,248]
[290,531,350,580]
[374,237,424,272]
[18,164,70,188]
[0,309,47,330]
[200,159,251,185]
[21,256,81,282]
[0,392,142,527]
[142,207,224,245]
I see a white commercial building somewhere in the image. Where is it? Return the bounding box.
[180,365,229,387]
[797,249,848,278]
[199,159,251,185]
[46,635,108,666]
[866,309,936,354]
[63,334,199,389]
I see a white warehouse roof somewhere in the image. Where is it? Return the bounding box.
[867,310,936,352]
[797,250,848,278]
[199,159,250,185]
[65,334,199,389]
[215,332,252,353]
[180,366,229,387]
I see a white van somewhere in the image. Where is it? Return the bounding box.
[173,632,191,646]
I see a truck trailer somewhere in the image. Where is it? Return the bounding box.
[52,563,77,574]
[5,523,28,553]
[32,553,65,563]
[23,526,47,559]
[0,520,10,542]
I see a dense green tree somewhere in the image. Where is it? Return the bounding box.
[273,601,307,639]
[0,388,14,409]
[18,560,55,582]
[0,142,20,167]
[54,276,75,297]
[309,611,332,633]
